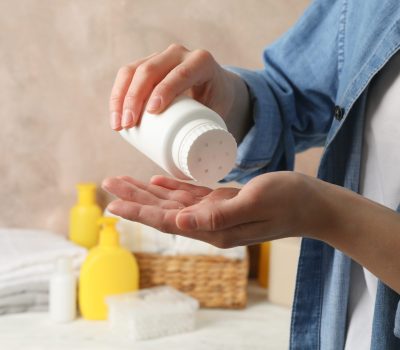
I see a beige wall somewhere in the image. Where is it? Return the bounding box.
[0,0,318,234]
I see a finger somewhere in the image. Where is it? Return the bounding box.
[107,199,180,233]
[146,49,215,114]
[118,176,197,207]
[109,52,159,130]
[175,195,252,231]
[109,198,279,249]
[150,175,212,197]
[107,199,227,243]
[118,175,167,195]
[122,44,189,128]
[102,177,180,209]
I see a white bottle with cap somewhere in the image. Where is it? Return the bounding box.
[119,96,237,185]
[49,257,77,323]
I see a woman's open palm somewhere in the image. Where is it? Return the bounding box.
[102,175,243,245]
[102,172,306,247]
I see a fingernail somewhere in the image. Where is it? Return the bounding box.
[179,213,198,230]
[122,109,133,127]
[110,112,121,130]
[147,96,161,112]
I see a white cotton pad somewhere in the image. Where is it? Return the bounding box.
[106,286,199,340]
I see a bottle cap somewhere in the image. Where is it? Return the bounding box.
[55,257,73,274]
[77,183,97,205]
[98,217,120,247]
[98,217,118,228]
[174,120,237,185]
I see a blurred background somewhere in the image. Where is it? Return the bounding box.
[0,0,320,233]
[0,0,328,347]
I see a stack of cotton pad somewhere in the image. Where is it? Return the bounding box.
[106,286,199,340]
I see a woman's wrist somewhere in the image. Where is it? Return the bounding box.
[291,174,347,242]
[297,175,390,247]
[223,69,252,143]
[299,174,400,292]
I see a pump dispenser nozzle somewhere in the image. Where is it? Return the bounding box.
[98,217,119,247]
[69,183,102,249]
[77,183,97,205]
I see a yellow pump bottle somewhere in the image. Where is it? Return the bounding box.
[79,217,139,320]
[69,183,102,249]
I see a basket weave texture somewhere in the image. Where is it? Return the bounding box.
[135,252,249,309]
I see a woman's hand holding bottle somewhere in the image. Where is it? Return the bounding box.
[109,44,250,142]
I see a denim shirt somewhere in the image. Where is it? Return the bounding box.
[224,0,400,348]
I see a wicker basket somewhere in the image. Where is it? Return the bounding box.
[135,252,249,309]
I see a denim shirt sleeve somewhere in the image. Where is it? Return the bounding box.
[394,202,400,339]
[223,0,343,184]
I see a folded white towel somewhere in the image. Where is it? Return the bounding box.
[0,280,47,298]
[105,210,245,259]
[0,228,86,275]
[0,303,47,315]
[105,210,175,253]
[0,228,86,315]
[0,228,86,290]
[170,235,246,259]
[0,291,48,308]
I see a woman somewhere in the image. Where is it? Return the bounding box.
[102,1,400,348]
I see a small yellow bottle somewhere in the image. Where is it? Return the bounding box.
[69,183,102,249]
[258,242,270,288]
[79,217,139,320]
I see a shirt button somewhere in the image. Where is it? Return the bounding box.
[334,106,345,121]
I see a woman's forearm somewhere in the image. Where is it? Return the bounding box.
[307,178,400,293]
[223,70,253,144]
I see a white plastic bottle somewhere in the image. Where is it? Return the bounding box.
[49,257,77,323]
[119,96,237,185]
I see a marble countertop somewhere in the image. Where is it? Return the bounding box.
[0,284,291,350]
